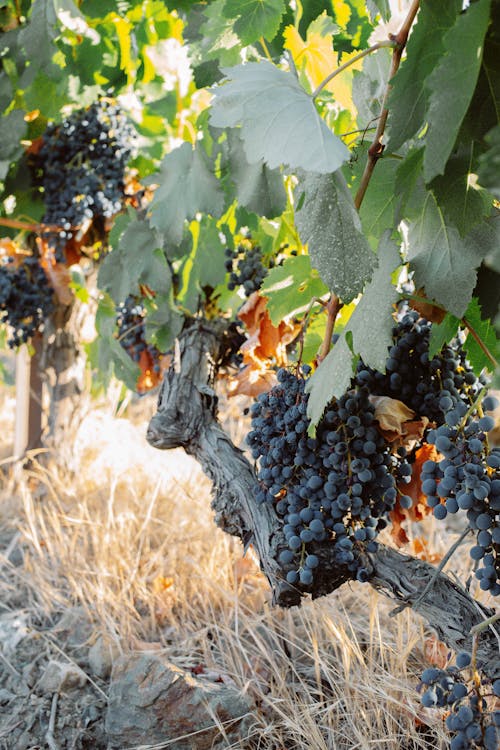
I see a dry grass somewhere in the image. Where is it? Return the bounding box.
[0,382,493,749]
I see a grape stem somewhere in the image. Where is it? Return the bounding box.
[296,295,328,366]
[461,316,499,369]
[311,40,396,100]
[390,526,472,616]
[316,293,343,363]
[354,0,421,211]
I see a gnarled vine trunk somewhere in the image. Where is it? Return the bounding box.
[147,321,500,679]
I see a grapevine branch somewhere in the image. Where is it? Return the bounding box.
[147,321,500,680]
[354,0,420,210]
[316,293,342,363]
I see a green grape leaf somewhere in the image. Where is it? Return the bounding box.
[223,0,286,45]
[394,147,426,223]
[477,125,500,199]
[98,215,167,303]
[197,0,243,68]
[93,292,140,390]
[430,146,493,236]
[306,335,356,430]
[107,337,141,391]
[0,73,12,113]
[260,255,328,326]
[306,233,400,426]
[19,0,59,71]
[462,297,500,373]
[147,142,225,245]
[350,149,399,245]
[423,0,491,182]
[0,110,27,179]
[210,62,350,174]
[176,216,228,313]
[348,233,400,372]
[386,0,461,153]
[144,294,184,354]
[428,314,460,359]
[407,194,492,318]
[352,48,391,128]
[295,170,375,302]
[225,129,286,218]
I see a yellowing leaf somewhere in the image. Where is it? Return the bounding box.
[333,0,351,27]
[327,50,363,112]
[113,16,135,83]
[283,24,336,90]
[283,17,361,113]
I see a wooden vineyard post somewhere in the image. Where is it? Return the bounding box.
[13,335,43,460]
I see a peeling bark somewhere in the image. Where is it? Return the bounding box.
[147,321,500,678]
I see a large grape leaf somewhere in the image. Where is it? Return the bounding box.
[147,142,225,245]
[176,216,228,313]
[0,73,12,114]
[260,255,328,325]
[386,0,461,153]
[295,170,374,302]
[225,130,286,218]
[348,147,399,245]
[306,334,355,428]
[394,147,426,223]
[352,48,391,128]
[306,233,400,426]
[223,0,286,45]
[209,62,350,174]
[407,194,492,318]
[199,0,242,67]
[98,215,169,303]
[430,146,493,236]
[0,110,27,180]
[19,0,59,71]
[423,0,491,182]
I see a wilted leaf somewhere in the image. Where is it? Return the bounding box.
[229,293,300,397]
[371,395,415,434]
[410,289,446,324]
[389,443,438,547]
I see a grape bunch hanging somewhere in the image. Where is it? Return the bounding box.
[0,254,54,347]
[35,98,136,261]
[116,295,163,386]
[248,367,412,586]
[225,240,268,297]
[245,310,500,592]
[420,652,499,750]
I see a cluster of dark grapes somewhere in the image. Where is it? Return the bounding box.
[247,368,411,587]
[35,99,136,261]
[356,311,481,425]
[420,651,499,750]
[225,242,267,296]
[0,255,54,347]
[116,296,161,372]
[420,394,500,596]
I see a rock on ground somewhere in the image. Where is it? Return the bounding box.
[106,654,254,749]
